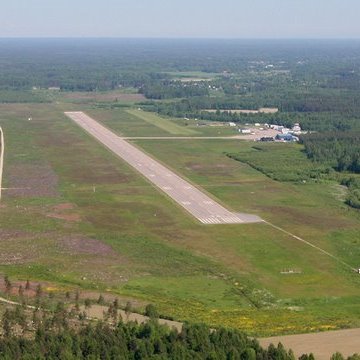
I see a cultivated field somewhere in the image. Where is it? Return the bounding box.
[260,328,360,360]
[0,100,360,340]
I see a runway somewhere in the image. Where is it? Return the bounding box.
[65,112,262,225]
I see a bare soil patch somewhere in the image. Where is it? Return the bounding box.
[57,235,116,256]
[0,253,27,265]
[0,229,31,241]
[45,203,81,223]
[0,230,42,265]
[6,164,58,198]
[47,213,81,222]
[53,203,74,211]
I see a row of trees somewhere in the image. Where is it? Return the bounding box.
[0,317,289,359]
[341,177,360,209]
[141,94,360,131]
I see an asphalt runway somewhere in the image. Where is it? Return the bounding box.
[65,112,262,225]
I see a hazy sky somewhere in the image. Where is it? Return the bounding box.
[1,0,359,39]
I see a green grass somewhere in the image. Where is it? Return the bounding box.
[1,103,360,336]
[0,90,49,103]
[126,109,198,135]
[227,143,332,182]
[164,71,220,80]
[86,108,180,137]
[88,108,239,138]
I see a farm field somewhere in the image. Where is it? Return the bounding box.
[260,328,360,360]
[0,101,360,338]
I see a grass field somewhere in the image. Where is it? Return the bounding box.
[226,142,331,182]
[90,108,239,137]
[164,71,220,82]
[0,101,360,336]
[126,109,199,135]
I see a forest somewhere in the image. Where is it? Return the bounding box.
[300,132,360,208]
[301,132,360,173]
[0,304,358,360]
[1,39,360,132]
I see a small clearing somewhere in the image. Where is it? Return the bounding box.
[203,108,279,114]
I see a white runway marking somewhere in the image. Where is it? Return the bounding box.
[65,111,263,225]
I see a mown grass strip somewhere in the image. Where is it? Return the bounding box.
[127,109,198,135]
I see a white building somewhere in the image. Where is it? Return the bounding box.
[281,127,290,134]
[292,123,302,134]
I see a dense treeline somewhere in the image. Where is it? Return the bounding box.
[140,81,209,99]
[301,130,360,210]
[341,177,360,209]
[301,132,360,173]
[143,96,360,132]
[0,320,292,360]
[1,314,359,360]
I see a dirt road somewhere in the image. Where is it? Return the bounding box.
[65,112,262,225]
[81,304,182,332]
[260,328,360,359]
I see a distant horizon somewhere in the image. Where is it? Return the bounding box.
[2,1,360,39]
[0,37,360,41]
